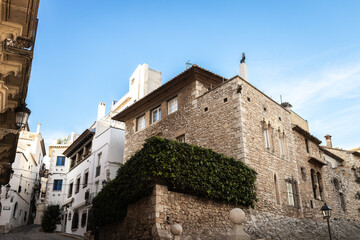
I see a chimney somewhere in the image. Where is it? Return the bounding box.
[239,53,248,81]
[36,123,41,134]
[324,135,332,148]
[97,102,106,120]
[70,132,75,143]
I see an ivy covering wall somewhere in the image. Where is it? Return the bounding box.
[92,137,257,226]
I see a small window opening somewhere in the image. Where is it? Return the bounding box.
[247,97,251,102]
[279,117,281,121]
[264,107,267,111]
[224,98,228,103]
[204,107,208,112]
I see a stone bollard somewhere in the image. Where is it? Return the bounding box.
[227,208,251,240]
[170,223,183,240]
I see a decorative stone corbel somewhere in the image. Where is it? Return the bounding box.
[0,128,19,140]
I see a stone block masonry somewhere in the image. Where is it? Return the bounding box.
[99,184,360,240]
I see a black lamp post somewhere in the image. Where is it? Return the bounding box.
[14,105,31,129]
[321,203,332,240]
[5,184,11,199]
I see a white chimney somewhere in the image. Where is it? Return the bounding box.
[70,132,75,143]
[97,102,106,120]
[36,123,41,134]
[239,53,248,81]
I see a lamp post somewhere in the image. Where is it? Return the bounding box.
[14,105,31,129]
[321,203,332,240]
[5,184,11,199]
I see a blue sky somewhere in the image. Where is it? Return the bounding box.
[27,1,360,150]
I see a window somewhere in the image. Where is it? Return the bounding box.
[131,78,135,85]
[95,181,99,194]
[81,211,87,228]
[83,171,89,188]
[53,180,63,191]
[136,115,145,131]
[56,156,65,166]
[71,211,79,230]
[311,169,317,199]
[75,177,81,194]
[24,211,27,222]
[262,122,273,151]
[286,182,294,206]
[13,202,18,218]
[97,152,102,166]
[0,202,2,216]
[168,97,178,114]
[68,182,73,198]
[286,180,299,208]
[305,139,310,153]
[279,131,287,158]
[301,167,306,181]
[176,134,186,143]
[151,106,161,124]
[317,172,323,200]
[274,174,280,205]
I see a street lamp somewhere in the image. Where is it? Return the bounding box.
[321,203,332,240]
[5,184,11,199]
[14,105,31,129]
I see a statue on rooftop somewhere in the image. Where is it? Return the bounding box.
[240,53,246,64]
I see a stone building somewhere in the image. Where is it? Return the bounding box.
[0,124,45,233]
[0,0,40,185]
[113,62,360,224]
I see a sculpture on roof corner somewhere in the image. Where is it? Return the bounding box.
[240,53,246,64]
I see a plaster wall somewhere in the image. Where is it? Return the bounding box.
[0,130,44,232]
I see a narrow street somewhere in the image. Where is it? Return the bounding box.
[0,225,79,240]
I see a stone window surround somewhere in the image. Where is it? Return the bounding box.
[285,178,300,208]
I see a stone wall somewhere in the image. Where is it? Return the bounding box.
[122,73,360,222]
[99,184,360,240]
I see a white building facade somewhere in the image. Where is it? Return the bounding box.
[0,125,46,233]
[59,64,162,237]
[45,134,77,206]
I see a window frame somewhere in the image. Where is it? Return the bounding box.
[75,176,81,194]
[53,179,63,191]
[176,134,186,143]
[136,115,146,131]
[56,156,65,166]
[68,182,73,198]
[83,171,89,188]
[151,106,161,124]
[167,97,178,115]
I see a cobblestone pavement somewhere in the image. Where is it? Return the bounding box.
[0,225,78,240]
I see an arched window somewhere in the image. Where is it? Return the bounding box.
[71,211,79,230]
[274,174,280,205]
[310,169,317,199]
[317,172,323,200]
[13,202,18,218]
